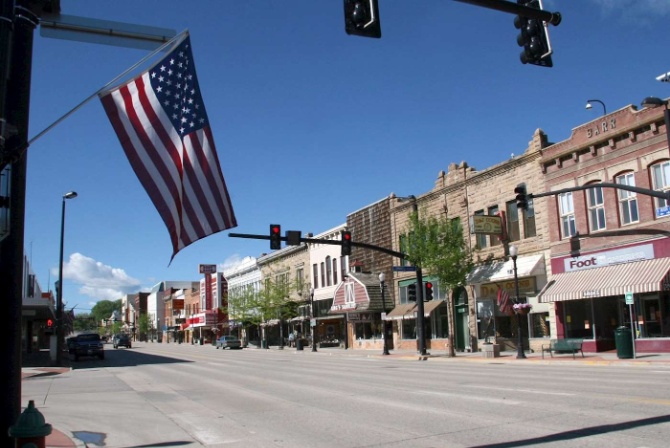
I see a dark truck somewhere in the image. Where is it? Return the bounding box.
[67,333,105,361]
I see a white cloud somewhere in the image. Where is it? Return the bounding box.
[219,254,245,272]
[55,253,142,302]
[588,0,670,22]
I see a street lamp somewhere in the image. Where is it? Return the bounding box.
[379,272,390,355]
[310,287,317,352]
[56,191,77,365]
[396,194,426,356]
[509,245,526,359]
[585,99,606,116]
[641,97,670,157]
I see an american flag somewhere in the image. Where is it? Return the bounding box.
[100,32,237,261]
[497,286,514,316]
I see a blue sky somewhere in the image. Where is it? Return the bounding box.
[22,0,670,314]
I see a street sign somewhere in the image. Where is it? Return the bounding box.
[199,264,217,274]
[310,319,316,328]
[470,215,503,235]
[393,266,417,272]
[625,292,634,305]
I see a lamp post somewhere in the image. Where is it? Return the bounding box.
[509,245,526,359]
[641,97,670,157]
[56,191,77,365]
[585,99,606,116]
[379,272,390,355]
[310,288,317,352]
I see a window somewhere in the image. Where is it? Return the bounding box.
[332,258,338,284]
[587,185,606,231]
[296,268,304,292]
[320,262,325,288]
[616,172,639,224]
[399,234,409,264]
[506,201,520,242]
[487,206,500,246]
[312,264,319,289]
[341,256,348,277]
[345,283,354,304]
[651,161,670,213]
[325,256,332,286]
[558,192,576,238]
[474,210,488,249]
[523,200,536,238]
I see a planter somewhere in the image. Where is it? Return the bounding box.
[515,308,531,315]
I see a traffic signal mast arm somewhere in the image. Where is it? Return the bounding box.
[528,182,670,202]
[228,233,407,260]
[453,0,561,26]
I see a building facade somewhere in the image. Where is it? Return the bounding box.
[539,102,670,353]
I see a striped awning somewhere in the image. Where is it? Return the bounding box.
[539,258,670,303]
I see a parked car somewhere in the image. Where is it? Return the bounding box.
[215,335,242,349]
[67,333,104,361]
[112,333,132,349]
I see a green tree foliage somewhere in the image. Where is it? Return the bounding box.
[405,211,474,357]
[91,299,122,324]
[138,314,150,341]
[73,312,97,332]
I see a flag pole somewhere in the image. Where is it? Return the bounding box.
[26,29,189,149]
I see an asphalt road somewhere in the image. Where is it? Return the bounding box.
[22,341,670,448]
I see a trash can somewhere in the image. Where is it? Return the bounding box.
[296,339,303,351]
[614,326,634,359]
[261,340,267,349]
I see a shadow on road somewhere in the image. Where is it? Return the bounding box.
[469,414,670,447]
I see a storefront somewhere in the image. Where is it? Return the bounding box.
[330,272,387,351]
[541,247,670,353]
[469,253,551,352]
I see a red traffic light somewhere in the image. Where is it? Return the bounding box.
[271,225,280,235]
[425,282,432,289]
[47,319,53,327]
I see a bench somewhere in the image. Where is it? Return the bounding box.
[541,338,584,359]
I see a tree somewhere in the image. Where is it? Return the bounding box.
[73,313,96,332]
[91,299,122,324]
[404,211,474,357]
[138,314,150,341]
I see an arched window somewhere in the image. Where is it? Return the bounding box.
[586,183,606,231]
[558,192,576,238]
[615,172,639,225]
[325,256,332,286]
[650,160,670,216]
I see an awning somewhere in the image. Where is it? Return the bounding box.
[468,254,544,284]
[540,258,670,303]
[422,300,445,317]
[386,303,417,320]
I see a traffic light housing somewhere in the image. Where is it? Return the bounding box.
[344,0,381,39]
[514,0,553,67]
[515,183,528,211]
[341,230,352,256]
[407,283,417,302]
[270,224,281,250]
[47,319,53,328]
[424,282,434,301]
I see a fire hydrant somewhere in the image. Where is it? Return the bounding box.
[8,400,52,448]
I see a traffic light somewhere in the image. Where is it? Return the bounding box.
[341,230,352,256]
[424,282,434,301]
[514,0,553,67]
[515,183,528,211]
[343,0,381,39]
[407,283,417,302]
[270,224,281,250]
[47,319,53,328]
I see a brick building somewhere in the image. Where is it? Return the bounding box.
[539,101,670,353]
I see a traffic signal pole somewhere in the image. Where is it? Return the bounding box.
[0,2,38,446]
